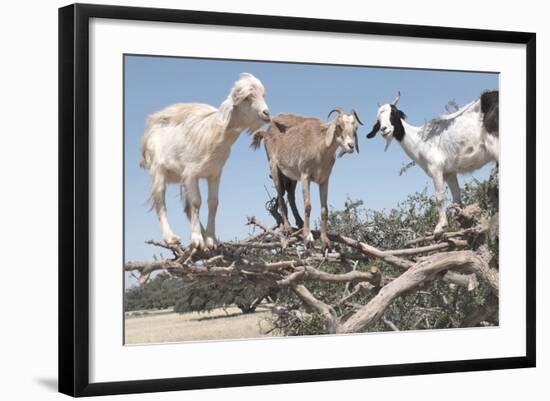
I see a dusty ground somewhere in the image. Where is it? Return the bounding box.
[124,305,275,344]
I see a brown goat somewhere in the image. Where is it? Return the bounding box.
[251,109,362,249]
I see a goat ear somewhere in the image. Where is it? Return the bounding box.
[231,87,248,105]
[326,123,337,147]
[354,131,360,153]
[390,107,406,142]
[366,121,380,138]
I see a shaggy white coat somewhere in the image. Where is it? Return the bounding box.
[140,73,270,248]
[375,96,499,233]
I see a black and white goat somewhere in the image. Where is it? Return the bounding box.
[366,91,499,234]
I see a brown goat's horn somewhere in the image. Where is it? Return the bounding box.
[351,109,364,125]
[391,91,401,106]
[327,107,343,120]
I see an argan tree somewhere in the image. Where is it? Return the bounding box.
[125,168,499,335]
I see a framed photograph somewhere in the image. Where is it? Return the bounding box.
[59,2,536,397]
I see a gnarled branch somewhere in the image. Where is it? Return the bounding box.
[125,209,498,335]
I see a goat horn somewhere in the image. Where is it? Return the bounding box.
[351,109,364,125]
[391,91,401,106]
[327,107,343,120]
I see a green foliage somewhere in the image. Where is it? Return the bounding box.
[125,273,277,315]
[462,167,499,260]
[287,312,326,336]
[328,188,441,250]
[124,274,185,311]
[126,169,499,335]
[462,167,499,215]
[270,168,499,335]
[174,277,278,315]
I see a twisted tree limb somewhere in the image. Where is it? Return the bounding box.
[125,206,499,334]
[291,284,339,334]
[339,251,498,333]
[404,228,477,247]
[323,232,414,269]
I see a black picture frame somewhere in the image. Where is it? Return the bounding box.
[58,3,536,397]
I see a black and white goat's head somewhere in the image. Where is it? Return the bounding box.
[366,92,407,151]
[327,107,363,157]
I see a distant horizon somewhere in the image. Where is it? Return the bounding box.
[124,55,498,288]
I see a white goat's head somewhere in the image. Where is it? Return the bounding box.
[366,92,407,151]
[327,108,363,156]
[227,73,270,132]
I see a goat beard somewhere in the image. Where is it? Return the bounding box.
[384,134,394,152]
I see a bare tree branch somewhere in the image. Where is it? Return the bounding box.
[291,284,339,334]
[339,251,498,333]
[383,317,400,331]
[443,271,479,291]
[321,232,414,270]
[386,239,468,256]
[405,227,478,247]
[125,210,499,335]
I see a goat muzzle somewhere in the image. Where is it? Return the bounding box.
[260,109,271,122]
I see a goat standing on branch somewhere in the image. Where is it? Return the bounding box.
[140,73,271,249]
[251,108,362,249]
[366,91,499,235]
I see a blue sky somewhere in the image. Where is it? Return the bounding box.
[124,55,498,286]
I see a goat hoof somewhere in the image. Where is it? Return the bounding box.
[321,238,331,252]
[190,233,205,249]
[282,223,293,235]
[164,234,181,245]
[205,236,218,251]
[303,232,314,247]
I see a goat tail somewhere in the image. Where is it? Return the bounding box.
[139,117,155,169]
[139,153,148,169]
[480,90,499,136]
[139,144,151,169]
[250,130,267,150]
[139,145,151,169]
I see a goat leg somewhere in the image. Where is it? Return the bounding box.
[319,180,331,250]
[445,173,462,206]
[286,177,304,228]
[301,174,314,246]
[151,169,181,244]
[205,175,220,250]
[432,171,448,236]
[183,177,205,249]
[271,165,292,233]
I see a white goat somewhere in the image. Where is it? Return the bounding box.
[140,73,270,248]
[366,91,499,234]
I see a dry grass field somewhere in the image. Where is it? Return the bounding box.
[124,305,275,344]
